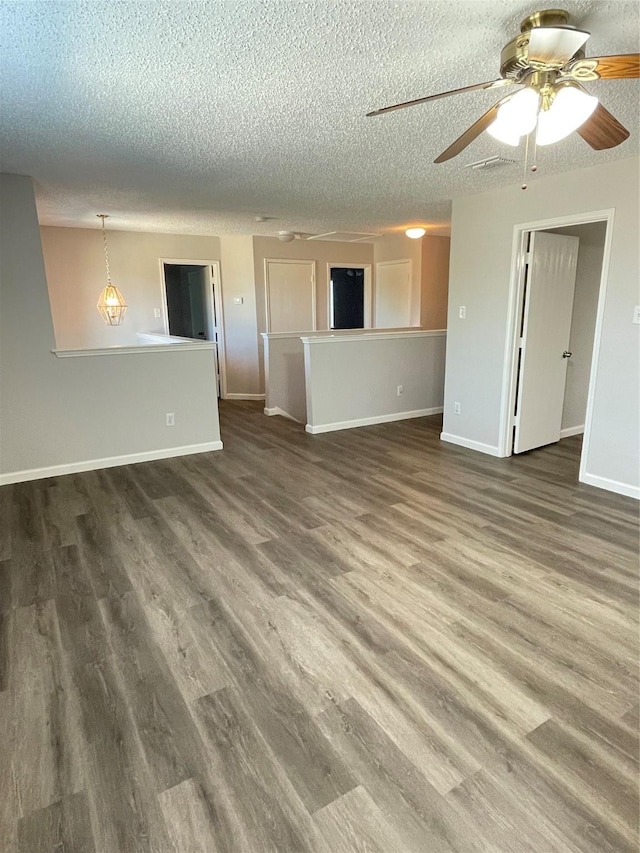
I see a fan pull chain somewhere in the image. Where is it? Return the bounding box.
[531,136,538,175]
[530,96,540,178]
[521,132,531,190]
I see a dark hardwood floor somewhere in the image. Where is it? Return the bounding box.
[1,400,638,852]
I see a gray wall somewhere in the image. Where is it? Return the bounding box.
[304,331,446,432]
[264,327,419,424]
[219,235,262,396]
[443,156,639,496]
[0,174,221,482]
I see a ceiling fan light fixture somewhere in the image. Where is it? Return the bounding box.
[486,120,522,147]
[487,88,539,146]
[536,84,598,145]
[405,227,426,239]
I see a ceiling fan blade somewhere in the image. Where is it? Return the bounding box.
[527,26,590,66]
[567,53,640,81]
[366,79,515,117]
[577,102,630,150]
[434,99,507,163]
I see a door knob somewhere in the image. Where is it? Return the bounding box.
[563,351,572,358]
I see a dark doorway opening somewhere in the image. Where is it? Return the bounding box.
[330,267,365,329]
[163,263,209,339]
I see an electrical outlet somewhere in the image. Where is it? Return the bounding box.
[454,402,461,415]
[166,412,175,427]
[633,305,640,324]
[397,385,404,397]
[153,308,161,319]
[459,306,466,319]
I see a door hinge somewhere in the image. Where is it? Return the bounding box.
[512,414,519,427]
[518,336,524,349]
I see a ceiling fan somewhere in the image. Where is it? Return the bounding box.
[367,9,639,163]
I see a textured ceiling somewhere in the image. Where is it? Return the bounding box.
[1,0,638,237]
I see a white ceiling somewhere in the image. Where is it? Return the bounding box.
[1,0,638,237]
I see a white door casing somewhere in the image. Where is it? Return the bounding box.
[374,259,412,328]
[159,257,226,398]
[514,232,579,454]
[265,259,316,333]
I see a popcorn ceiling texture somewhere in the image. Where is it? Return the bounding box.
[0,0,638,236]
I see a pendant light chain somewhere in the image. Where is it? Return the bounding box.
[96,213,127,326]
[99,214,112,285]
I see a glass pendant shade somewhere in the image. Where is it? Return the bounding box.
[97,284,127,325]
[536,85,598,146]
[487,88,539,146]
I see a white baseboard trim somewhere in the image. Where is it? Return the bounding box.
[264,406,301,423]
[223,393,265,401]
[305,407,443,435]
[560,425,585,439]
[579,472,640,500]
[440,432,505,457]
[0,440,224,486]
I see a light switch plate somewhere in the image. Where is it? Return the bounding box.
[633,305,640,324]
[234,296,244,305]
[153,308,161,319]
[459,306,466,319]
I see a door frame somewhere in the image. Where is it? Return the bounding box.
[159,258,227,398]
[264,258,316,333]
[326,262,373,329]
[498,209,615,482]
[374,258,413,328]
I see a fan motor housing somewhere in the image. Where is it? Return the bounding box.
[520,9,571,31]
[499,8,584,78]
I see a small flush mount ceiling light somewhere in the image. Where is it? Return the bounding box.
[405,227,427,239]
[96,214,127,326]
[277,230,296,242]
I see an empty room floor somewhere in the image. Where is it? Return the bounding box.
[1,401,638,853]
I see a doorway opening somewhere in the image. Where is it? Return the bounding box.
[327,263,372,330]
[500,210,614,485]
[160,259,226,397]
[164,264,209,339]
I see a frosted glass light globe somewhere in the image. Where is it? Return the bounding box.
[487,88,539,145]
[536,86,598,146]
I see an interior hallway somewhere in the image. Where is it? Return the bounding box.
[1,401,638,852]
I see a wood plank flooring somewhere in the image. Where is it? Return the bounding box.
[1,400,638,852]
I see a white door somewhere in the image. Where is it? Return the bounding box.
[207,265,221,397]
[514,232,579,454]
[375,260,412,328]
[265,260,316,332]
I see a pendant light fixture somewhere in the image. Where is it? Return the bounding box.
[96,214,127,325]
